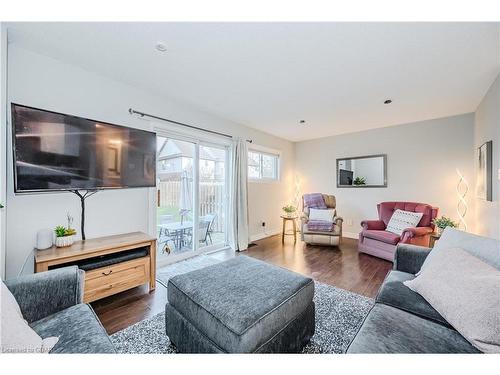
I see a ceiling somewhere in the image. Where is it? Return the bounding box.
[6,22,500,142]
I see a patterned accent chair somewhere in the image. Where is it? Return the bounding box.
[358,202,438,261]
[301,194,343,246]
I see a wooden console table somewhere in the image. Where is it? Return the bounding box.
[35,232,156,303]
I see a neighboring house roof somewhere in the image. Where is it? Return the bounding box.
[158,138,225,162]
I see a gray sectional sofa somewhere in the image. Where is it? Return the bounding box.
[347,243,480,353]
[347,226,500,354]
[4,266,115,353]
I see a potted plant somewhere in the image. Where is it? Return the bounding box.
[432,216,458,235]
[54,214,77,247]
[282,205,297,218]
[353,177,366,186]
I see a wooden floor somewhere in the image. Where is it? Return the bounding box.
[92,235,392,334]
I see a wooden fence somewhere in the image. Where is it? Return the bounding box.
[158,178,225,232]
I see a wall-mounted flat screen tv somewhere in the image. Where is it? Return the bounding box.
[11,103,156,193]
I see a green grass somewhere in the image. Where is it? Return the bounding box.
[157,206,185,224]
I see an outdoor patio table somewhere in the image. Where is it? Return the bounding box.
[158,221,193,249]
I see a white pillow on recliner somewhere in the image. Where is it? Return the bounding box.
[1,281,58,353]
[309,208,336,221]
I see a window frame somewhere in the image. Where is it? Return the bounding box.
[247,145,281,183]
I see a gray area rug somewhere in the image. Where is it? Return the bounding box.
[111,255,373,354]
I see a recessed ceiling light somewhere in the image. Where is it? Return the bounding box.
[299,120,306,124]
[384,99,392,104]
[155,42,167,52]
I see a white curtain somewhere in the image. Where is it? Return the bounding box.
[229,138,249,251]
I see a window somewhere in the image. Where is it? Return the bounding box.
[248,150,279,181]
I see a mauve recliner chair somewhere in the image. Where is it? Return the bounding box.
[358,202,438,261]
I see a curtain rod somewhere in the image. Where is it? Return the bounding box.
[129,108,252,143]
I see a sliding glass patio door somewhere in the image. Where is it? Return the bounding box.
[198,144,228,250]
[156,135,229,265]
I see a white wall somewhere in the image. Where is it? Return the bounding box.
[0,24,7,279]
[4,44,294,278]
[474,73,500,239]
[295,114,475,238]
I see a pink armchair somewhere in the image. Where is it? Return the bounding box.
[358,202,438,261]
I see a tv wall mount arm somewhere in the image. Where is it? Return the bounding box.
[69,189,100,241]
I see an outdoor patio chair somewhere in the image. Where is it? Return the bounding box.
[199,213,217,245]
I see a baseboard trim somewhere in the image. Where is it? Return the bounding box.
[250,228,281,242]
[250,229,358,242]
[342,231,359,240]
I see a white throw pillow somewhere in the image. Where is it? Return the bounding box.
[309,208,335,222]
[419,227,500,274]
[404,247,500,353]
[385,209,423,235]
[1,282,59,353]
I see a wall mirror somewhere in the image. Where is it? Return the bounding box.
[336,154,387,188]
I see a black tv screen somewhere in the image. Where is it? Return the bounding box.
[11,104,156,192]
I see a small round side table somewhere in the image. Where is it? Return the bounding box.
[429,232,441,248]
[281,215,298,244]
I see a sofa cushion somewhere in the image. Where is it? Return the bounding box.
[5,266,84,324]
[346,304,479,353]
[362,230,400,245]
[1,281,59,353]
[422,227,500,271]
[167,256,314,353]
[376,271,450,327]
[405,246,500,353]
[30,304,115,354]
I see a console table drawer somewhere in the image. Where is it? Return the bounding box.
[35,232,156,303]
[84,257,150,303]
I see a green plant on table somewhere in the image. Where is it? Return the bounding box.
[282,205,297,214]
[353,177,366,186]
[54,225,76,238]
[432,216,458,230]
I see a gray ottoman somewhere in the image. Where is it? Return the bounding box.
[165,256,315,353]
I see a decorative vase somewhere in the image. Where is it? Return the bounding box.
[55,235,74,248]
[436,227,444,236]
[36,229,54,250]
